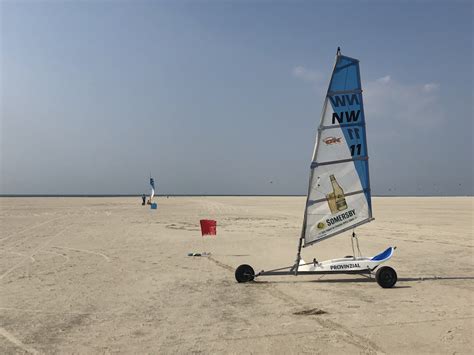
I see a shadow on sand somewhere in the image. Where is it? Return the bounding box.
[253,275,474,286]
[313,276,474,283]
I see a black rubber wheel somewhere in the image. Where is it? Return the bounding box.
[375,266,397,288]
[235,264,255,283]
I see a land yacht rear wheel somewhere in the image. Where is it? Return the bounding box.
[235,264,255,283]
[375,266,397,288]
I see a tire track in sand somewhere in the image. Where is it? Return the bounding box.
[0,327,39,354]
[0,227,70,281]
[207,255,383,354]
[52,246,111,262]
[0,216,66,244]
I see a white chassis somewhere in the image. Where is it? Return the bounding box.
[236,247,398,288]
[298,246,395,274]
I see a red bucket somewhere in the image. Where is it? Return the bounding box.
[200,219,217,236]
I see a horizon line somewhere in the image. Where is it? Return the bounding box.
[0,194,472,198]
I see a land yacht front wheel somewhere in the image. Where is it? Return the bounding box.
[375,266,397,288]
[235,264,255,283]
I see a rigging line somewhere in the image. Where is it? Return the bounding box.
[355,233,362,257]
[351,232,355,258]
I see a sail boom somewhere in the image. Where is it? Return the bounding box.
[307,188,370,206]
[303,218,374,248]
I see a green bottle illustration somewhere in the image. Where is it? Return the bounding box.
[326,175,347,213]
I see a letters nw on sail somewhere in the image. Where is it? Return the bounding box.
[303,53,373,247]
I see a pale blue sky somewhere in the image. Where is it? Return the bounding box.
[1,0,472,195]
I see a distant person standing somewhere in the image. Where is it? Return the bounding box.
[142,194,146,206]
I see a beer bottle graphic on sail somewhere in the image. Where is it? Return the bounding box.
[326,174,348,214]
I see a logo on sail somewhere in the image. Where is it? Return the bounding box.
[326,209,356,226]
[326,175,347,214]
[323,137,342,145]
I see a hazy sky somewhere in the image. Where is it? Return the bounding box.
[1,0,473,195]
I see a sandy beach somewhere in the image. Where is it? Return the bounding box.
[0,196,472,354]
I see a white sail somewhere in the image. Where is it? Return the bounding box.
[150,177,155,201]
[302,51,373,247]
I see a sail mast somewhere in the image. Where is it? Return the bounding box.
[294,47,342,272]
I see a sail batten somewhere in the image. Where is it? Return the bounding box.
[302,50,373,247]
[311,156,368,168]
[321,123,365,130]
[328,89,362,95]
[308,188,370,206]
